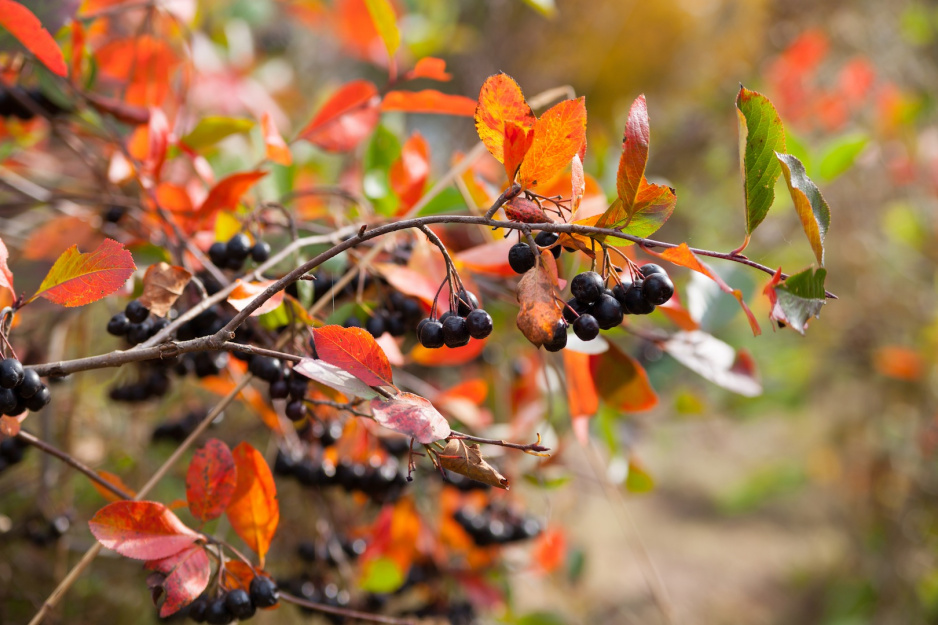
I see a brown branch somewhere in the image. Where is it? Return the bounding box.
[280,592,418,625]
[448,430,551,456]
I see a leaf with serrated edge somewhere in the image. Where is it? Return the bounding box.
[226,443,279,566]
[518,97,587,190]
[776,153,831,265]
[186,439,236,522]
[764,267,826,335]
[144,544,210,617]
[89,501,199,560]
[31,238,135,307]
[474,73,536,164]
[312,326,394,387]
[293,358,379,399]
[437,439,509,490]
[737,86,786,240]
[138,263,191,317]
[371,392,451,444]
[663,330,762,397]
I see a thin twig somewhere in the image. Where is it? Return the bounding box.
[448,430,551,456]
[280,592,418,625]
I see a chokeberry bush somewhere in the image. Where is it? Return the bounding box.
[0,1,841,624]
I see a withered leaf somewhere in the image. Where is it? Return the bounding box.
[138,263,192,317]
[438,439,509,490]
[515,255,562,347]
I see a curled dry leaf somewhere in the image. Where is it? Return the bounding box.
[370,392,451,444]
[515,254,562,348]
[227,279,284,317]
[437,438,509,490]
[138,263,191,317]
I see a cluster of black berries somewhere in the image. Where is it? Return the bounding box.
[247,356,309,421]
[0,436,29,472]
[0,87,68,120]
[186,577,279,624]
[507,231,567,274]
[172,306,250,378]
[355,291,424,338]
[297,535,367,567]
[106,300,178,402]
[416,289,493,349]
[208,234,270,271]
[23,513,71,547]
[0,358,51,415]
[152,409,210,443]
[274,450,408,502]
[107,300,170,345]
[452,506,542,547]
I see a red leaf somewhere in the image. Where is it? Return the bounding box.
[89,501,199,560]
[371,392,451,444]
[300,80,380,152]
[145,544,211,617]
[410,338,486,367]
[92,470,136,503]
[186,439,237,522]
[617,95,649,209]
[312,325,394,388]
[503,121,533,182]
[146,108,170,182]
[261,111,292,166]
[294,358,379,400]
[94,35,178,107]
[30,238,136,307]
[389,131,430,213]
[455,238,518,278]
[226,442,279,566]
[589,342,657,412]
[0,236,13,298]
[196,170,267,226]
[381,89,477,116]
[227,279,284,317]
[0,1,67,76]
[474,73,536,164]
[531,527,567,573]
[407,57,451,81]
[518,97,587,190]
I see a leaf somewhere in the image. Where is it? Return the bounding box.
[532,528,566,573]
[293,358,379,399]
[92,471,136,503]
[873,346,924,381]
[389,131,430,213]
[301,80,380,152]
[620,183,677,238]
[144,544,210,617]
[589,342,657,412]
[186,439,236,523]
[763,267,826,335]
[363,0,399,60]
[515,254,563,348]
[180,116,254,150]
[370,392,451,444]
[662,330,762,397]
[380,89,477,116]
[312,325,394,387]
[503,121,534,181]
[455,239,518,278]
[617,95,650,209]
[408,57,451,81]
[564,350,598,422]
[360,556,405,593]
[227,280,284,317]
[818,132,868,181]
[195,170,267,225]
[31,238,135,307]
[776,153,831,265]
[0,236,13,298]
[437,439,509,489]
[474,73,536,164]
[518,97,587,190]
[89,501,199,560]
[647,243,761,337]
[218,560,257,593]
[570,154,585,215]
[226,442,279,566]
[410,339,486,367]
[261,112,292,166]
[94,35,178,107]
[0,1,67,76]
[736,86,786,241]
[625,460,655,493]
[138,263,191,317]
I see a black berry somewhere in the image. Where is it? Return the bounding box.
[226,233,252,261]
[0,359,24,389]
[103,205,125,223]
[225,588,255,620]
[251,241,271,263]
[642,273,674,305]
[386,314,406,337]
[285,399,307,421]
[571,272,604,304]
[591,294,624,330]
[125,300,149,324]
[534,231,561,259]
[465,309,493,339]
[249,356,282,383]
[188,597,209,623]
[623,283,655,315]
[542,321,568,352]
[442,315,470,347]
[126,320,152,345]
[611,282,631,309]
[204,596,233,625]
[25,386,51,411]
[365,315,386,338]
[573,314,600,341]
[343,316,362,328]
[249,576,280,608]
[208,242,228,267]
[508,242,536,274]
[18,369,42,399]
[562,297,589,323]
[287,375,309,400]
[107,312,131,336]
[418,319,445,349]
[0,387,15,415]
[640,263,667,278]
[456,289,479,316]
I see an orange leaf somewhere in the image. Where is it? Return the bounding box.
[407,57,451,81]
[617,95,650,209]
[186,439,237,522]
[873,346,924,381]
[95,35,178,107]
[531,527,566,573]
[373,262,442,306]
[69,19,85,80]
[145,544,211,618]
[371,392,451,444]
[226,442,279,566]
[227,279,284,317]
[474,73,536,164]
[589,342,657,412]
[138,263,191,318]
[0,236,13,298]
[89,501,199,560]
[312,325,394,387]
[381,89,477,116]
[455,238,518,278]
[437,379,488,405]
[518,97,587,190]
[648,244,761,337]
[301,80,380,152]
[564,350,598,422]
[30,238,135,307]
[656,292,699,332]
[196,170,267,226]
[201,375,282,433]
[503,121,533,182]
[219,560,257,593]
[23,214,100,261]
[0,1,67,77]
[389,131,430,213]
[261,112,292,166]
[410,338,486,366]
[92,470,136,502]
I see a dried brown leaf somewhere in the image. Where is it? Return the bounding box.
[515,255,562,347]
[437,439,509,490]
[138,263,192,317]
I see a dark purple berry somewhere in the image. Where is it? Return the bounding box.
[25,386,51,411]
[226,233,252,261]
[188,597,209,623]
[465,309,493,339]
[204,596,233,625]
[534,231,561,259]
[612,282,631,310]
[249,576,280,608]
[126,320,152,345]
[571,271,604,305]
[386,314,406,337]
[542,321,568,352]
[124,300,149,324]
[0,387,15,415]
[640,263,667,278]
[591,294,624,330]
[573,314,600,341]
[17,369,42,399]
[623,283,655,315]
[418,319,445,349]
[508,242,536,274]
[562,297,589,323]
[442,315,470,348]
[343,316,362,328]
[456,289,479,316]
[285,400,307,421]
[249,356,282,383]
[225,588,255,620]
[642,273,674,305]
[107,312,131,336]
[365,315,386,338]
[208,242,228,266]
[104,205,125,223]
[251,241,271,263]
[0,359,24,389]
[287,375,308,400]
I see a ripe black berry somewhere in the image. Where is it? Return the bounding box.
[125,300,149,324]
[442,315,470,348]
[208,242,228,267]
[25,386,51,411]
[456,289,479,316]
[285,400,307,421]
[534,231,562,259]
[287,375,308,400]
[365,315,386,338]
[107,312,131,336]
[543,321,568,352]
[562,297,589,323]
[612,282,631,309]
[126,320,152,345]
[465,309,493,339]
[251,241,271,263]
[591,294,624,330]
[226,233,252,261]
[187,597,209,623]
[343,316,362,328]
[250,576,280,608]
[0,359,24,389]
[623,283,655,315]
[0,388,15,415]
[103,205,125,223]
[18,369,43,399]
[386,314,406,337]
[418,319,445,348]
[508,242,536,274]
[225,588,255,620]
[204,596,233,625]
[571,272,604,304]
[249,356,282,383]
[640,263,666,278]
[642,273,674,305]
[573,314,600,341]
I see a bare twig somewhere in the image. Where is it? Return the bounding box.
[448,430,551,456]
[280,592,418,625]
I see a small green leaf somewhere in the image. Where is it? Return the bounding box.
[363,124,401,216]
[776,153,831,265]
[522,473,572,489]
[359,556,405,593]
[818,132,868,181]
[736,86,786,240]
[768,267,827,335]
[625,461,654,493]
[181,116,255,150]
[364,0,399,60]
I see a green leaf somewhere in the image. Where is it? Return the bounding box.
[363,125,402,216]
[416,186,466,216]
[359,556,405,593]
[181,116,255,150]
[818,132,868,181]
[519,0,558,18]
[364,0,399,60]
[776,153,831,265]
[767,267,827,335]
[736,86,785,240]
[522,473,572,489]
[625,460,654,493]
[515,612,568,625]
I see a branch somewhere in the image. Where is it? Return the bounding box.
[448,430,551,456]
[280,592,418,625]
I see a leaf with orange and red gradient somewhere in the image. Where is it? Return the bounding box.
[515,254,563,348]
[301,80,380,152]
[648,243,761,337]
[564,350,599,421]
[503,121,534,182]
[312,326,394,388]
[218,560,260,593]
[0,236,13,299]
[873,346,924,382]
[0,1,67,76]
[590,342,657,412]
[138,263,191,318]
[531,527,567,573]
[196,171,267,225]
[381,90,476,116]
[89,501,199,560]
[144,544,210,617]
[662,331,762,397]
[407,57,451,81]
[95,36,178,107]
[390,132,430,213]
[455,238,518,278]
[474,73,536,164]
[518,97,587,190]
[30,238,135,307]
[186,439,237,523]
[371,392,451,444]
[261,112,292,166]
[200,376,282,433]
[617,95,650,209]
[227,279,284,317]
[92,471,136,503]
[226,443,279,566]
